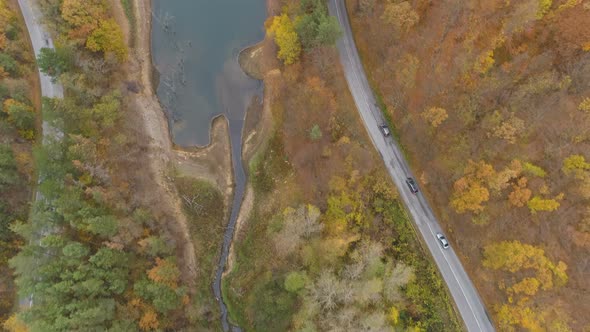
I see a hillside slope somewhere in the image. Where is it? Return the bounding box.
[346,0,590,330]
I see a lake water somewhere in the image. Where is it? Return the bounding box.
[151,0,266,330]
[151,0,266,146]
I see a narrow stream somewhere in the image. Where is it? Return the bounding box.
[150,1,265,330]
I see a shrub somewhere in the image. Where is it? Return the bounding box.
[284,271,308,293]
[309,124,322,140]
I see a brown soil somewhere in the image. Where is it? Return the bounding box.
[109,0,130,45]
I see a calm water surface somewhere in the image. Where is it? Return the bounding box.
[152,0,265,146]
[151,1,266,330]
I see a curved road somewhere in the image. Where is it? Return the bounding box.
[328,1,495,331]
[17,0,63,308]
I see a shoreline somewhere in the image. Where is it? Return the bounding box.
[130,0,278,329]
[129,1,267,329]
[129,0,234,208]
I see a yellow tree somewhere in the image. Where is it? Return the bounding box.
[508,277,540,296]
[139,309,159,331]
[489,159,522,192]
[388,306,400,325]
[2,314,28,332]
[474,50,494,74]
[527,196,560,214]
[267,14,301,65]
[483,240,567,287]
[61,0,107,39]
[497,302,545,332]
[421,107,448,128]
[490,115,525,144]
[450,160,495,213]
[381,1,419,32]
[86,19,128,61]
[450,178,489,213]
[579,97,590,112]
[562,154,590,178]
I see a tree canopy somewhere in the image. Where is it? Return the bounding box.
[268,14,301,65]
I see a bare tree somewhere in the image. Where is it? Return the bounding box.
[383,262,415,303]
[274,205,322,257]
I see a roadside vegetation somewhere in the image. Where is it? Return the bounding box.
[3,1,190,330]
[0,0,38,325]
[346,0,589,329]
[224,0,461,330]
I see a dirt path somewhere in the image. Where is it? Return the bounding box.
[109,0,130,45]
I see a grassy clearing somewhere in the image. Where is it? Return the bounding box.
[248,130,292,196]
[174,176,225,331]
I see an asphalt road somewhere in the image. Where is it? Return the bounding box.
[17,0,63,308]
[328,1,495,331]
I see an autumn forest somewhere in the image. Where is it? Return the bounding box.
[0,0,589,331]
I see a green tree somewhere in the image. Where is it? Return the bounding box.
[295,1,341,50]
[141,236,173,257]
[37,47,74,80]
[4,99,35,139]
[0,53,18,76]
[134,279,185,313]
[90,90,121,130]
[315,16,341,46]
[0,144,18,188]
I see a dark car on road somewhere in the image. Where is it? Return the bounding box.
[379,124,390,137]
[406,177,418,194]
